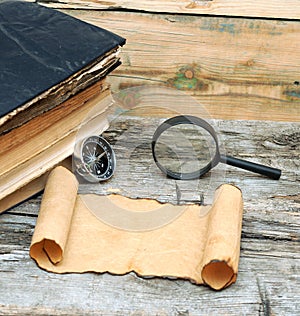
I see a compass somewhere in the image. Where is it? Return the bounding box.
[76,135,116,182]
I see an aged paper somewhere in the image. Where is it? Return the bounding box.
[30,166,243,290]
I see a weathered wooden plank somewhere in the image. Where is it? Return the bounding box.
[79,117,300,203]
[37,0,300,20]
[0,117,299,315]
[63,10,300,121]
[0,4,299,314]
[0,201,299,315]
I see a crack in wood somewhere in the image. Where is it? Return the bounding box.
[6,211,38,218]
[241,233,299,243]
[271,194,300,202]
[257,278,271,316]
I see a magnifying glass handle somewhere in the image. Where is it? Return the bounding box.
[220,155,281,180]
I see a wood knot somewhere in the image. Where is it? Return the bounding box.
[115,90,141,109]
[273,132,300,148]
[168,65,209,91]
[263,131,300,150]
[284,86,300,100]
[245,59,255,67]
[186,0,213,9]
[184,69,194,79]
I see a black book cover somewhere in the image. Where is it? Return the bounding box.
[0,0,125,130]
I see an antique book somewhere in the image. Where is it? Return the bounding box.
[0,81,112,203]
[0,0,125,210]
[0,0,125,134]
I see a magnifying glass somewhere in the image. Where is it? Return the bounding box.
[152,115,281,180]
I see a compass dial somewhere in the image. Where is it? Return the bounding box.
[77,136,116,182]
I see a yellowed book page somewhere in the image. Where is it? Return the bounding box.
[0,158,72,214]
[0,87,112,203]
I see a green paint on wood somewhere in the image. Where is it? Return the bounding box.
[284,86,300,100]
[168,65,209,91]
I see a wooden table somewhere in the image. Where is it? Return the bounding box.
[1,1,299,315]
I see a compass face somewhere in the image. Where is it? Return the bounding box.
[78,136,116,182]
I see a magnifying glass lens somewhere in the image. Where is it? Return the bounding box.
[154,124,217,175]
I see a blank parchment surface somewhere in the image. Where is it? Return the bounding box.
[30,166,243,290]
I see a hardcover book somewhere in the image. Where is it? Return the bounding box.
[0,0,125,211]
[0,0,125,134]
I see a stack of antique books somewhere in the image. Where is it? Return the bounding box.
[0,1,125,212]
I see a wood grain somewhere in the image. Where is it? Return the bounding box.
[1,117,299,315]
[61,10,300,121]
[80,117,300,203]
[0,211,299,315]
[38,0,300,20]
[1,2,299,314]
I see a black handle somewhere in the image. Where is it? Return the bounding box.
[220,155,281,180]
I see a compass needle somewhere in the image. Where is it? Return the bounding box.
[76,136,116,182]
[95,151,106,162]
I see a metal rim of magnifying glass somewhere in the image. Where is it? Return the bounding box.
[151,115,221,180]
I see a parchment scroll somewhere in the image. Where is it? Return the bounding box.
[30,166,243,290]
